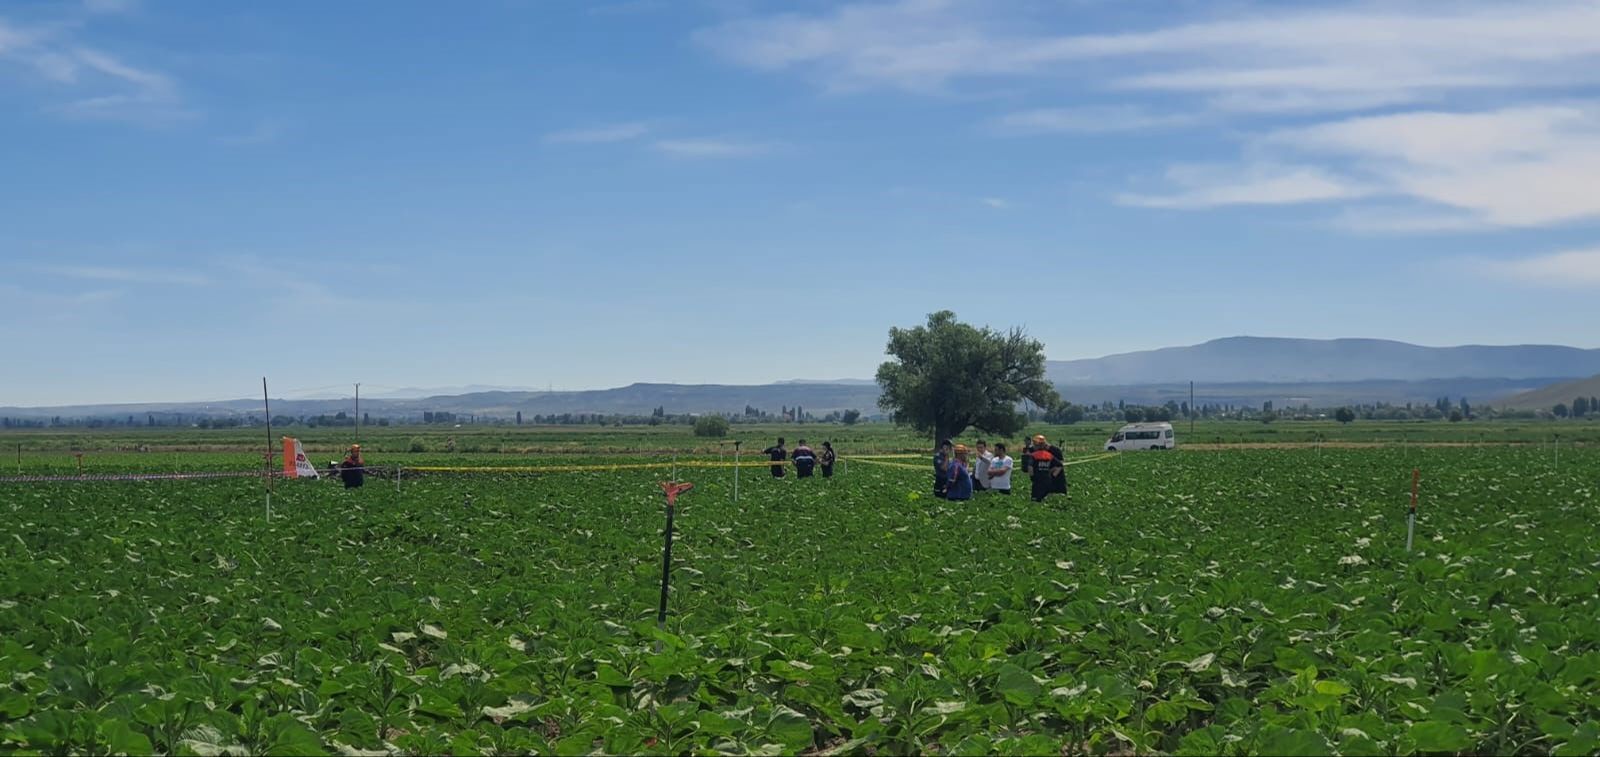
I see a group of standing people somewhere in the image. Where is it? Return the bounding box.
[934,434,1066,503]
[762,438,838,478]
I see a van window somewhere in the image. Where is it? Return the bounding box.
[1111,433,1124,442]
[1164,429,1174,438]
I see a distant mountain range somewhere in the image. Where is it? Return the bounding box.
[5,337,1600,420]
[1046,337,1600,384]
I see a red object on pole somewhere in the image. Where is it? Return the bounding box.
[1410,468,1420,514]
[660,481,694,507]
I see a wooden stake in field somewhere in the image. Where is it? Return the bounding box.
[732,440,741,505]
[655,480,694,653]
[1406,468,1419,553]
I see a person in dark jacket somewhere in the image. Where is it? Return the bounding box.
[1027,434,1065,502]
[792,439,818,478]
[762,438,787,478]
[339,444,365,489]
[933,439,952,499]
[819,442,837,478]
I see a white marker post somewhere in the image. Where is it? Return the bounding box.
[732,441,741,506]
[1405,468,1419,553]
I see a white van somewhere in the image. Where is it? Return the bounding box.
[1106,422,1176,451]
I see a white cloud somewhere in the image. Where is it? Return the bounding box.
[38,264,210,286]
[1124,104,1600,227]
[1267,105,1600,227]
[1117,164,1370,209]
[990,105,1198,135]
[980,197,1008,209]
[696,1,1600,108]
[652,138,769,158]
[1477,249,1600,287]
[544,122,651,144]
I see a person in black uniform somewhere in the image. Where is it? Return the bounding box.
[792,439,818,478]
[339,444,365,489]
[1027,434,1065,502]
[819,442,837,478]
[933,439,952,499]
[762,438,787,478]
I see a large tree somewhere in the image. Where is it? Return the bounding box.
[875,311,1059,445]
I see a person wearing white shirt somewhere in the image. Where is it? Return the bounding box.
[986,443,1014,495]
[974,440,993,492]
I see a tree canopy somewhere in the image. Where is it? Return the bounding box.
[875,311,1059,445]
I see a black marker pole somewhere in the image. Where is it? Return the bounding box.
[656,481,693,652]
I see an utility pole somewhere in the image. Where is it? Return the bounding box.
[354,382,361,446]
[1190,381,1195,437]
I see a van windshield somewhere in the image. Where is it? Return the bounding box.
[1111,433,1124,442]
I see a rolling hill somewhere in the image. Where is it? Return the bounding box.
[1499,374,1600,411]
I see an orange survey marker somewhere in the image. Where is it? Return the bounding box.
[660,480,694,507]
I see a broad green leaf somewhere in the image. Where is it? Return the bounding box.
[1409,721,1473,753]
[995,664,1041,705]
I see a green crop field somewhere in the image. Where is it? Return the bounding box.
[2,440,1598,755]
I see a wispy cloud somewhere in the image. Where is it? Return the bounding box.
[990,106,1199,135]
[0,16,189,125]
[218,255,374,310]
[0,283,121,309]
[38,264,210,286]
[652,138,770,158]
[697,1,1600,109]
[980,197,1008,209]
[1475,248,1600,288]
[83,0,139,14]
[544,122,651,144]
[1117,164,1370,209]
[216,120,288,146]
[1327,208,1492,235]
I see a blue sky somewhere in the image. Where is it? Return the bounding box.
[3,0,1599,405]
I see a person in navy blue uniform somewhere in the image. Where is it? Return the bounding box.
[933,439,952,499]
[792,440,818,478]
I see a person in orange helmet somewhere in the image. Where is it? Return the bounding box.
[1028,434,1065,502]
[339,444,365,489]
[946,444,974,501]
